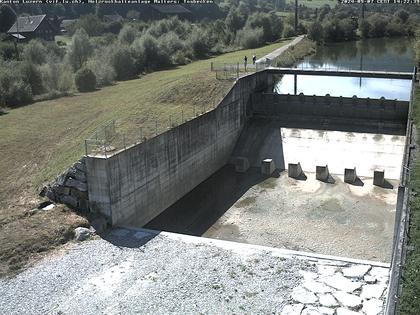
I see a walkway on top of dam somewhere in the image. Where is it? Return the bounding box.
[266,67,414,80]
[255,35,305,65]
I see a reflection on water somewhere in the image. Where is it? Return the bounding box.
[275,75,411,100]
[275,37,415,100]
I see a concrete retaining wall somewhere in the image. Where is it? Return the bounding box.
[86,71,273,226]
[252,93,409,134]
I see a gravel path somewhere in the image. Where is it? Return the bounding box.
[0,228,390,315]
[256,35,305,65]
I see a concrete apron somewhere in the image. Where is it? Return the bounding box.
[132,227,390,268]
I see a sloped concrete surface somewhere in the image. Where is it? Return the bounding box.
[203,169,397,262]
[0,228,389,314]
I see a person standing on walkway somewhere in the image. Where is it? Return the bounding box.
[252,55,256,65]
[244,56,248,72]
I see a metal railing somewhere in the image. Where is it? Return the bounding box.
[290,63,414,74]
[84,104,216,158]
[211,61,268,80]
[385,67,417,315]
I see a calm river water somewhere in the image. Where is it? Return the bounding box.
[274,37,415,100]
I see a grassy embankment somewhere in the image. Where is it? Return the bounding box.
[399,85,420,314]
[274,37,316,67]
[0,38,316,276]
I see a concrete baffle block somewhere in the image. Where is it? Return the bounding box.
[373,170,385,187]
[316,165,330,182]
[261,159,276,176]
[288,162,303,179]
[344,168,357,184]
[232,157,250,173]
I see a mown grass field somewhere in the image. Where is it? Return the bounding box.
[0,38,292,275]
[400,85,420,314]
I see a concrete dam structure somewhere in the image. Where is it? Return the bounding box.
[54,66,415,314]
[85,69,410,228]
[86,71,275,226]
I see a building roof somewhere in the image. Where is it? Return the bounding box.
[150,4,191,14]
[7,15,47,34]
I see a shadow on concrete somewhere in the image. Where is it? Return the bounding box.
[232,119,286,169]
[377,179,394,189]
[145,165,267,236]
[294,172,307,181]
[101,227,160,248]
[348,177,365,187]
[318,175,336,184]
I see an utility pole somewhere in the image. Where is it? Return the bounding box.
[11,8,19,58]
[361,3,365,20]
[294,0,298,33]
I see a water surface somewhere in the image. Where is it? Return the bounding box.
[275,37,415,100]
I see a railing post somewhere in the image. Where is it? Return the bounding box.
[211,62,213,72]
[85,140,88,156]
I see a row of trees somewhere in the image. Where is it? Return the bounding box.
[308,6,420,43]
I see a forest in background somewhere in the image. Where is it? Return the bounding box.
[0,1,419,109]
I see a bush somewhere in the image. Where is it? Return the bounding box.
[109,45,135,80]
[20,61,44,95]
[22,40,47,65]
[245,12,283,43]
[386,21,406,37]
[75,67,96,92]
[359,20,371,38]
[132,34,171,71]
[187,28,211,58]
[282,24,296,38]
[40,62,75,94]
[0,63,32,107]
[308,22,323,43]
[68,28,93,71]
[172,50,190,65]
[416,33,420,65]
[0,41,17,60]
[339,18,357,41]
[44,41,66,61]
[118,24,138,45]
[57,64,75,93]
[235,27,264,49]
[367,14,388,38]
[90,33,117,49]
[87,53,115,87]
[159,31,184,56]
[395,9,409,23]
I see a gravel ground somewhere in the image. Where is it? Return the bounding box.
[0,228,317,315]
